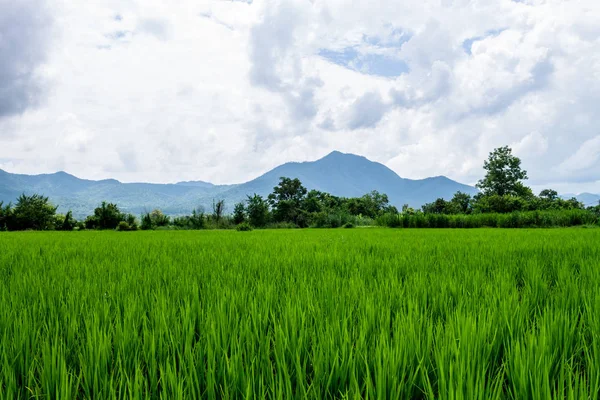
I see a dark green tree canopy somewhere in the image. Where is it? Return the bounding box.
[268,177,308,224]
[13,194,57,230]
[268,178,307,206]
[476,146,528,196]
[539,189,559,201]
[90,201,125,230]
[232,202,246,225]
[246,194,270,228]
[347,191,393,219]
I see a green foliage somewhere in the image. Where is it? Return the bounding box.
[268,177,308,225]
[0,201,14,231]
[124,213,138,230]
[235,221,253,231]
[11,193,58,230]
[54,211,77,231]
[87,201,125,230]
[141,212,153,230]
[422,192,474,215]
[117,221,132,231]
[378,209,598,228]
[141,209,169,230]
[246,194,270,228]
[477,146,528,196]
[346,190,395,218]
[233,202,246,225]
[1,229,600,398]
[212,199,225,224]
[472,193,529,214]
[149,209,169,227]
[171,208,206,230]
[61,211,76,231]
[450,191,472,214]
[265,221,299,229]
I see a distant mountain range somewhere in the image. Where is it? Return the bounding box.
[3,151,479,218]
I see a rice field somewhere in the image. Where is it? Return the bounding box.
[1,228,599,399]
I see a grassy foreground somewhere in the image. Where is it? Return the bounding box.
[1,229,599,399]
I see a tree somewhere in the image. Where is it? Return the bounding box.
[476,146,528,196]
[189,208,206,229]
[0,202,13,231]
[233,202,246,225]
[12,194,58,230]
[246,194,270,227]
[141,213,153,230]
[268,177,307,224]
[347,191,393,218]
[57,211,76,231]
[149,209,169,227]
[422,198,448,214]
[449,191,472,214]
[539,189,559,202]
[212,199,225,223]
[90,201,125,230]
[304,190,342,213]
[124,213,138,230]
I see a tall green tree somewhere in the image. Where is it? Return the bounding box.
[57,211,76,231]
[212,199,225,223]
[91,201,124,230]
[12,194,58,230]
[246,194,270,227]
[268,177,307,224]
[476,146,528,196]
[233,202,246,225]
[449,191,472,214]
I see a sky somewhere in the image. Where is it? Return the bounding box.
[0,0,599,194]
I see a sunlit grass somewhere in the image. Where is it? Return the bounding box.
[1,229,599,399]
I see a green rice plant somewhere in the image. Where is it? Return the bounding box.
[0,229,599,398]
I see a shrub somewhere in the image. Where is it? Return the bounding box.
[236,222,253,231]
[377,209,599,229]
[343,222,354,229]
[117,221,131,231]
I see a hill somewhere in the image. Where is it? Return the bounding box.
[0,151,478,217]
[562,193,600,207]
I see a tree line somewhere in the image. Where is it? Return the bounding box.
[1,146,599,231]
[0,180,397,231]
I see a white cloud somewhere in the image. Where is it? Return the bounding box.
[0,0,599,194]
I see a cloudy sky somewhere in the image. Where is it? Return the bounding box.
[1,0,599,193]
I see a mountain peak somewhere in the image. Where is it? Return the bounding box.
[321,150,365,160]
[53,171,76,178]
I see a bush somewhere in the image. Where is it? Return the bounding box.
[236,222,253,231]
[343,222,355,229]
[377,209,599,229]
[117,221,132,231]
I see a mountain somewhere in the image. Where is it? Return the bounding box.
[214,151,478,208]
[0,151,478,217]
[562,193,600,207]
[175,180,215,188]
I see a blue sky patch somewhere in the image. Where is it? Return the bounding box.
[462,29,506,55]
[318,47,409,77]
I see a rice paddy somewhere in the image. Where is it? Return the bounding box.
[1,228,599,399]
